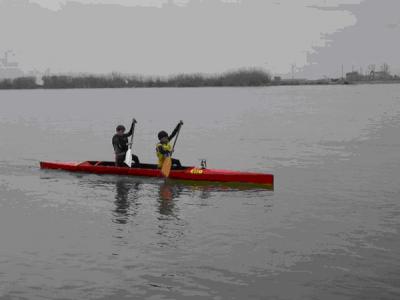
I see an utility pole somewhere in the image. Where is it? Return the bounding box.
[291,64,295,80]
[341,64,344,80]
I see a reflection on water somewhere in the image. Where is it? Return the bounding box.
[157,182,183,217]
[113,179,141,225]
[158,183,176,217]
[156,182,186,249]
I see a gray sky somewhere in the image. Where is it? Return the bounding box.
[0,0,398,78]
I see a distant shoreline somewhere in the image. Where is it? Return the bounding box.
[1,70,400,90]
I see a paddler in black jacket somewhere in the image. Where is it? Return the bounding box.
[112,121,140,167]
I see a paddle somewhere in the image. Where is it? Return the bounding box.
[124,118,137,167]
[161,122,182,178]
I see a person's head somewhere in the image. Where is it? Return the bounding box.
[116,125,126,136]
[158,130,169,144]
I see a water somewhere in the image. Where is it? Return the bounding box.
[0,85,399,299]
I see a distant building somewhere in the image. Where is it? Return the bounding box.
[274,76,281,82]
[0,50,24,79]
[346,71,364,82]
[370,71,392,80]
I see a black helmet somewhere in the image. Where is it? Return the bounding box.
[116,125,126,132]
[158,130,168,140]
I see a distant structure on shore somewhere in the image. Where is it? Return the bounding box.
[270,62,400,86]
[0,50,24,79]
[345,63,399,83]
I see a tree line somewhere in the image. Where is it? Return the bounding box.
[0,68,271,89]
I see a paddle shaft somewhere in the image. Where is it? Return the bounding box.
[170,124,181,155]
[128,120,136,151]
[124,119,137,167]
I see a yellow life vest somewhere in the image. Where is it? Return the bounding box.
[156,142,172,167]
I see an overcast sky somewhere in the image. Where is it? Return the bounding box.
[0,0,398,78]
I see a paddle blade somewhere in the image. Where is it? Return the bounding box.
[124,149,132,167]
[161,157,172,177]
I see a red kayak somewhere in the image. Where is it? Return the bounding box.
[40,161,274,189]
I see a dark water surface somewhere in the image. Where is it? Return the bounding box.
[1,86,400,299]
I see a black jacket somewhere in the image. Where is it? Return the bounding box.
[112,124,133,155]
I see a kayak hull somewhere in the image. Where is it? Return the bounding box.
[40,161,274,189]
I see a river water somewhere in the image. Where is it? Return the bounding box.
[0,85,399,299]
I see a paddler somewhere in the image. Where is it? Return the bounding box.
[156,121,183,169]
[112,121,140,167]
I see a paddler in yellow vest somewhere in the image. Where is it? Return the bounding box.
[156,121,183,169]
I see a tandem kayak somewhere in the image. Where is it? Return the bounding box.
[40,161,274,189]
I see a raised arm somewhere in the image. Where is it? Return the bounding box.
[169,120,183,140]
[123,122,134,137]
[124,119,136,137]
